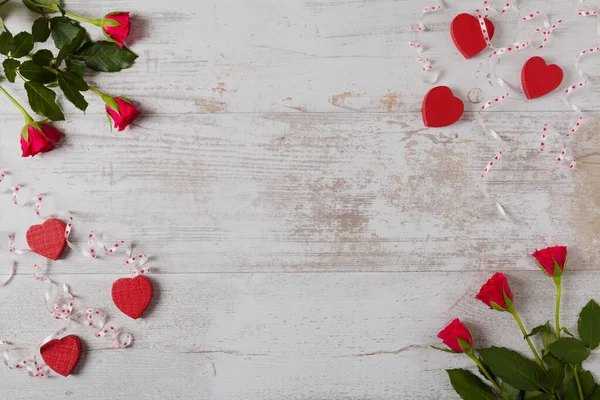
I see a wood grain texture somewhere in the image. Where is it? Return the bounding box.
[1,272,600,399]
[0,0,599,398]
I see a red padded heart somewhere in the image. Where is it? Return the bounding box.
[522,56,564,99]
[40,335,82,377]
[451,13,495,59]
[422,86,464,128]
[112,276,153,319]
[26,219,67,261]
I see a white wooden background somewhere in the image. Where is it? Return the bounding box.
[1,0,600,398]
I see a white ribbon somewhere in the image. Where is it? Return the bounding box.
[407,2,443,83]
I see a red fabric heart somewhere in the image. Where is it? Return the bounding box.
[522,56,564,99]
[26,219,67,261]
[422,86,464,128]
[40,335,82,377]
[451,13,495,59]
[112,276,153,319]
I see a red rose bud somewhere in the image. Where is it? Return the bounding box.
[476,272,514,312]
[106,96,140,132]
[102,12,130,48]
[20,122,63,157]
[437,318,474,353]
[532,246,567,277]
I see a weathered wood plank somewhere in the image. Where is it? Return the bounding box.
[1,111,597,273]
[0,0,599,114]
[1,272,599,399]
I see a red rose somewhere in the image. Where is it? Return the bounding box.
[106,97,140,131]
[476,272,514,311]
[437,318,473,353]
[102,12,130,48]
[532,246,567,277]
[20,122,63,157]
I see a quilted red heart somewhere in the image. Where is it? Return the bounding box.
[40,335,82,377]
[112,276,153,319]
[451,13,495,59]
[422,86,464,128]
[522,56,564,99]
[26,219,67,261]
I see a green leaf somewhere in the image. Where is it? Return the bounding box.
[50,17,84,49]
[579,299,600,350]
[525,394,553,400]
[446,369,496,400]
[2,58,20,83]
[24,80,64,121]
[564,377,579,400]
[56,26,86,65]
[591,385,600,400]
[32,18,50,42]
[477,357,496,384]
[65,60,84,77]
[74,41,137,72]
[57,70,88,111]
[580,370,597,398]
[11,32,33,58]
[549,338,590,363]
[563,371,596,400]
[525,322,550,339]
[429,345,457,354]
[523,391,543,400]
[0,31,14,56]
[562,327,575,338]
[22,0,60,14]
[500,382,522,400]
[0,15,5,31]
[32,49,54,66]
[19,60,56,83]
[541,354,564,391]
[541,326,556,352]
[478,347,545,391]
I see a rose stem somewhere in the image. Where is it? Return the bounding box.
[554,276,562,339]
[0,86,33,123]
[510,309,545,370]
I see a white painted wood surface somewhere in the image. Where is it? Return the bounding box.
[1,0,600,398]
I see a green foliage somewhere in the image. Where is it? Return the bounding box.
[32,49,54,66]
[25,81,64,120]
[22,0,60,14]
[11,31,33,57]
[0,31,14,55]
[0,4,137,120]
[579,300,600,350]
[32,18,50,42]
[58,70,88,111]
[541,354,564,391]
[446,369,496,400]
[478,347,545,391]
[499,382,521,400]
[549,338,590,363]
[50,17,84,49]
[19,60,56,83]
[74,41,137,72]
[2,58,19,82]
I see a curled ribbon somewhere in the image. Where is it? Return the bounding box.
[1,339,50,378]
[34,265,133,349]
[0,170,152,377]
[543,4,600,169]
[472,2,569,217]
[408,2,442,83]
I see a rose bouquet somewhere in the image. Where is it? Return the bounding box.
[0,0,141,157]
[435,247,600,400]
